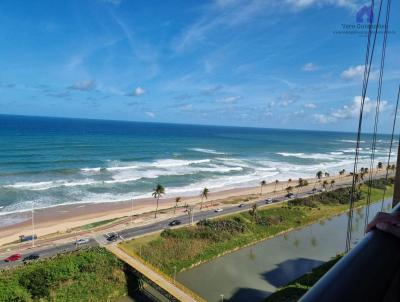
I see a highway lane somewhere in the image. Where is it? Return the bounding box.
[0,195,282,269]
[0,239,98,269]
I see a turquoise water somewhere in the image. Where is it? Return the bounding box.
[0,114,394,223]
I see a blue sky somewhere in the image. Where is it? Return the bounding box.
[0,0,399,132]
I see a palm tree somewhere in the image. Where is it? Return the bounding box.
[330,179,335,190]
[200,187,209,209]
[174,197,182,214]
[260,180,266,195]
[377,162,383,171]
[324,172,330,177]
[274,179,279,192]
[152,184,165,218]
[322,180,329,191]
[298,178,304,187]
[315,171,323,191]
[286,186,293,194]
[249,203,258,223]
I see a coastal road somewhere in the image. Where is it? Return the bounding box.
[0,174,389,269]
[0,239,98,269]
[0,189,311,269]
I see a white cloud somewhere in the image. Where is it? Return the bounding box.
[285,0,357,10]
[278,92,300,107]
[146,111,155,118]
[341,65,378,81]
[173,0,356,52]
[313,113,337,124]
[216,96,241,104]
[341,65,365,80]
[314,96,387,124]
[214,0,238,7]
[68,80,96,91]
[267,101,276,108]
[130,86,146,96]
[304,103,317,109]
[101,0,122,5]
[178,103,193,111]
[173,1,269,52]
[331,96,372,119]
[302,63,318,71]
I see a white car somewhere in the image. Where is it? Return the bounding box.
[76,238,90,245]
[215,208,223,212]
[265,198,273,204]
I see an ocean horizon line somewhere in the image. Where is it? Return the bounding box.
[0,113,389,136]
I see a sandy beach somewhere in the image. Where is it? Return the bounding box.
[0,171,381,247]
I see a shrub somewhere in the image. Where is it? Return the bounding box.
[0,248,129,302]
[317,188,362,205]
[288,198,317,208]
[256,215,284,226]
[197,218,247,233]
[365,178,392,190]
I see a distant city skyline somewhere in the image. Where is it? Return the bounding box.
[0,0,399,133]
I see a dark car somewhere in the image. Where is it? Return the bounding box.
[4,253,22,262]
[169,220,182,226]
[286,193,294,198]
[106,233,119,242]
[23,253,40,262]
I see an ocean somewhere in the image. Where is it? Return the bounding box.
[0,114,395,220]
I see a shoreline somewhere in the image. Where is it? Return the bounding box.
[0,170,388,247]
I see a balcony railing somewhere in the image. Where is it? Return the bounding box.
[301,205,400,302]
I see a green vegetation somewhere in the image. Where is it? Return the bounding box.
[80,218,120,230]
[0,247,137,302]
[265,255,342,302]
[120,182,393,276]
[365,177,394,190]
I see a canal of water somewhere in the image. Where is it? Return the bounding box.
[176,200,392,302]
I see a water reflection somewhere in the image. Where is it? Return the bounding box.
[248,248,256,261]
[310,237,317,247]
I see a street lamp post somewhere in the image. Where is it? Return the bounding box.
[31,200,35,248]
[173,266,177,284]
[131,198,134,225]
[220,294,224,302]
[188,206,193,225]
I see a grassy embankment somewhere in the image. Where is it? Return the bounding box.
[0,247,140,302]
[120,178,393,276]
